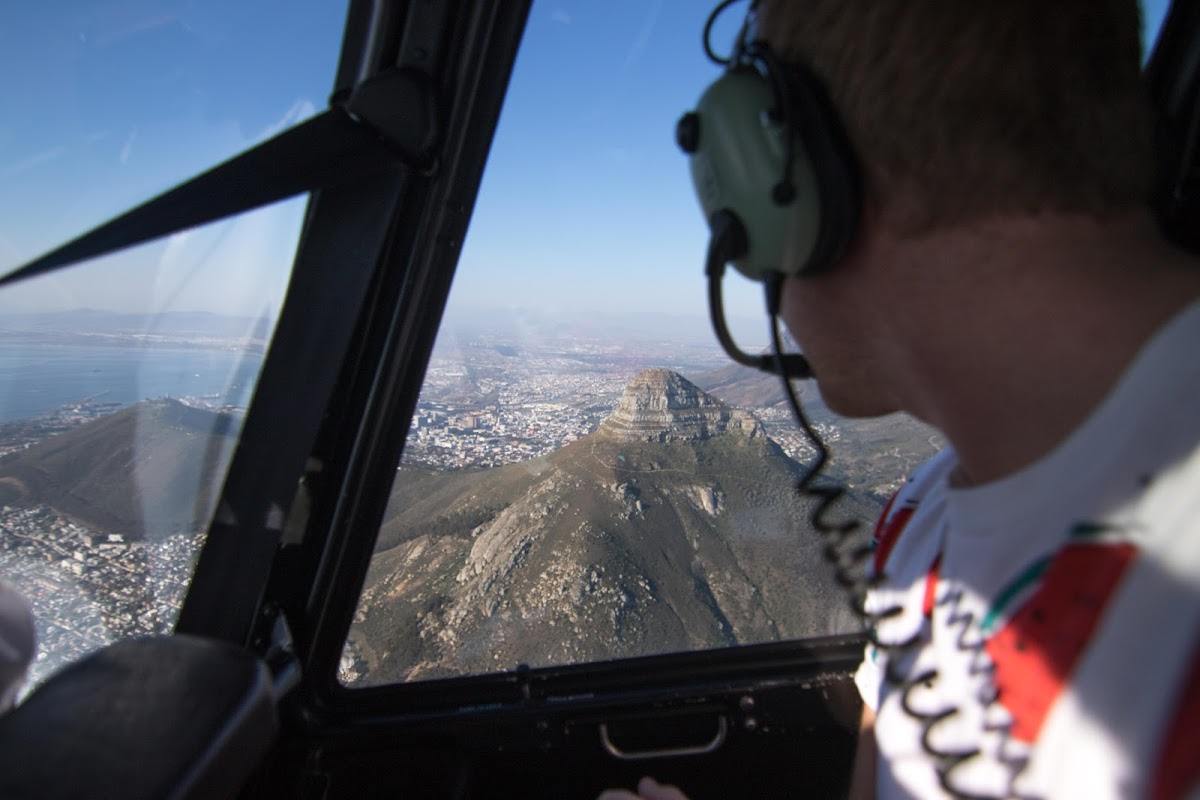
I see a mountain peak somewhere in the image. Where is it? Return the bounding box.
[598,369,764,443]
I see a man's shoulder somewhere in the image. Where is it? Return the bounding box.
[887,449,956,515]
[1116,431,1200,556]
[871,448,955,574]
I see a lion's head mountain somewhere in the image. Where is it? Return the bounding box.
[347,369,868,684]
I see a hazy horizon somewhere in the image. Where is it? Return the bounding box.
[0,303,775,350]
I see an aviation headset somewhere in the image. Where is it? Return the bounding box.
[680,5,1025,797]
[676,0,863,379]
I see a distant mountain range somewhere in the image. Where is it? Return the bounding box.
[693,361,829,415]
[435,307,770,350]
[0,309,272,341]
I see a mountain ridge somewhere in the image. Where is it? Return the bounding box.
[0,399,239,540]
[347,369,870,685]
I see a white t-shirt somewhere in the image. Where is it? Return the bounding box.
[855,300,1200,800]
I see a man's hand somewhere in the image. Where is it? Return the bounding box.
[597,776,690,800]
[849,703,876,799]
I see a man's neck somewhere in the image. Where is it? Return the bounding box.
[876,213,1200,487]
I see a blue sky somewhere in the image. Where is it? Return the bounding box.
[0,0,757,332]
[0,0,346,318]
[447,1,753,322]
[1144,0,1172,55]
[0,0,1175,337]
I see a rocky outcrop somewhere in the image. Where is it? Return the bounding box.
[685,484,724,516]
[598,369,764,443]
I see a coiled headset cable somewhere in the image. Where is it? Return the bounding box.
[703,0,750,66]
[758,272,1032,800]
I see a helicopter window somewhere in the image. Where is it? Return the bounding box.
[0,1,348,693]
[338,0,941,688]
[1142,0,1171,61]
[0,188,307,690]
[0,1,347,274]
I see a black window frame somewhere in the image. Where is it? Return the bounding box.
[174,0,542,668]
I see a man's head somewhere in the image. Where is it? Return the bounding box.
[757,1,1157,416]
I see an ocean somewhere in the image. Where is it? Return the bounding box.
[0,341,265,423]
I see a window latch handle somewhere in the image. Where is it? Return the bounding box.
[599,716,728,761]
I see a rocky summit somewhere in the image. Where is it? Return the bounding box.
[598,369,763,443]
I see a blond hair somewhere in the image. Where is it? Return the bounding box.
[759,0,1153,231]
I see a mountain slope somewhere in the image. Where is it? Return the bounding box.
[347,370,871,685]
[0,399,239,539]
[692,363,943,498]
[693,362,828,415]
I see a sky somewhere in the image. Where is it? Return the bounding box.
[0,0,756,333]
[448,1,751,322]
[0,0,346,319]
[0,0,1175,336]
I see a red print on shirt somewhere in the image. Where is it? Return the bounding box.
[985,542,1138,743]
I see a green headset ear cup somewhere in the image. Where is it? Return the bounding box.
[782,59,863,274]
[684,63,862,279]
[688,69,821,280]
